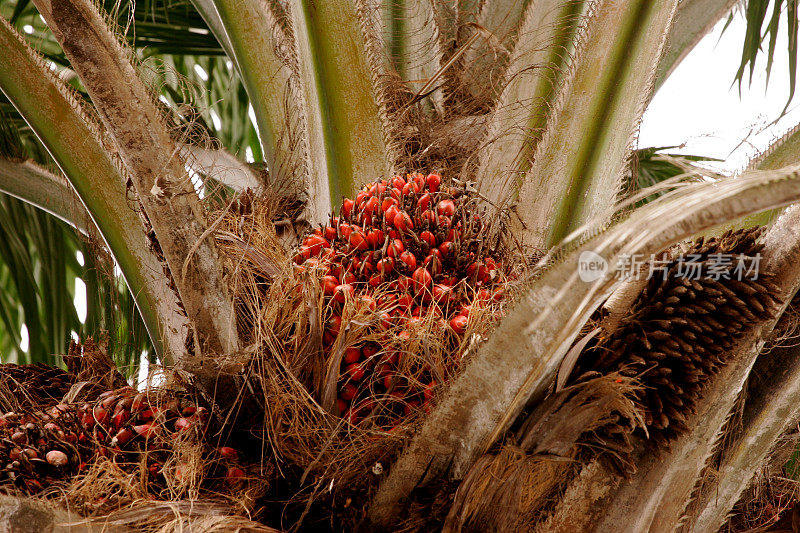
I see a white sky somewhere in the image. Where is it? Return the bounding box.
[640,9,800,172]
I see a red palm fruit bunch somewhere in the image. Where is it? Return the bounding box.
[0,386,248,494]
[294,173,510,426]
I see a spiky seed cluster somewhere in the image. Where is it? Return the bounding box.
[578,227,782,447]
[0,385,246,494]
[294,173,508,425]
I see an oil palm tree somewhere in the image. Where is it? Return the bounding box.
[3,0,800,530]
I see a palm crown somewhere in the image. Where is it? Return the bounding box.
[2,0,800,530]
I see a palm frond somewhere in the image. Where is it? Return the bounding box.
[733,0,799,113]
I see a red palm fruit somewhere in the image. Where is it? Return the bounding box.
[341,271,357,285]
[413,267,433,291]
[344,347,362,364]
[367,229,384,248]
[313,227,323,236]
[438,241,454,257]
[417,193,431,211]
[93,406,110,426]
[424,253,443,276]
[328,314,342,335]
[101,394,118,410]
[112,427,134,446]
[148,463,161,478]
[349,231,369,251]
[324,225,337,240]
[450,315,468,334]
[466,261,482,278]
[323,275,339,296]
[337,399,348,414]
[378,293,397,309]
[477,288,492,302]
[303,235,329,256]
[218,446,239,460]
[397,275,412,292]
[477,264,490,284]
[420,230,436,247]
[364,196,379,215]
[174,417,193,432]
[24,480,43,493]
[379,311,393,330]
[377,257,395,275]
[394,211,413,231]
[339,222,353,238]
[438,215,452,228]
[323,330,336,347]
[397,294,414,309]
[437,199,455,217]
[388,229,401,239]
[387,238,404,258]
[346,363,366,381]
[134,423,157,438]
[363,343,380,359]
[355,190,369,207]
[433,284,452,302]
[334,284,355,303]
[342,198,355,218]
[390,187,402,202]
[139,408,154,421]
[422,210,436,225]
[426,173,441,192]
[382,197,398,212]
[385,205,400,225]
[492,287,506,302]
[369,274,383,288]
[368,182,386,196]
[397,330,411,344]
[344,408,362,425]
[112,409,130,429]
[132,393,147,412]
[341,383,358,401]
[46,450,68,467]
[226,467,246,483]
[403,182,420,196]
[182,404,197,417]
[399,251,417,271]
[442,276,458,287]
[391,176,406,189]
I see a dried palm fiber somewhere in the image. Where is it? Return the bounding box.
[0,337,129,414]
[439,373,644,533]
[573,226,782,448]
[0,363,73,411]
[722,426,800,532]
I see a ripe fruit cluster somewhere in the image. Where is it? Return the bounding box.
[0,385,246,494]
[294,173,508,426]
